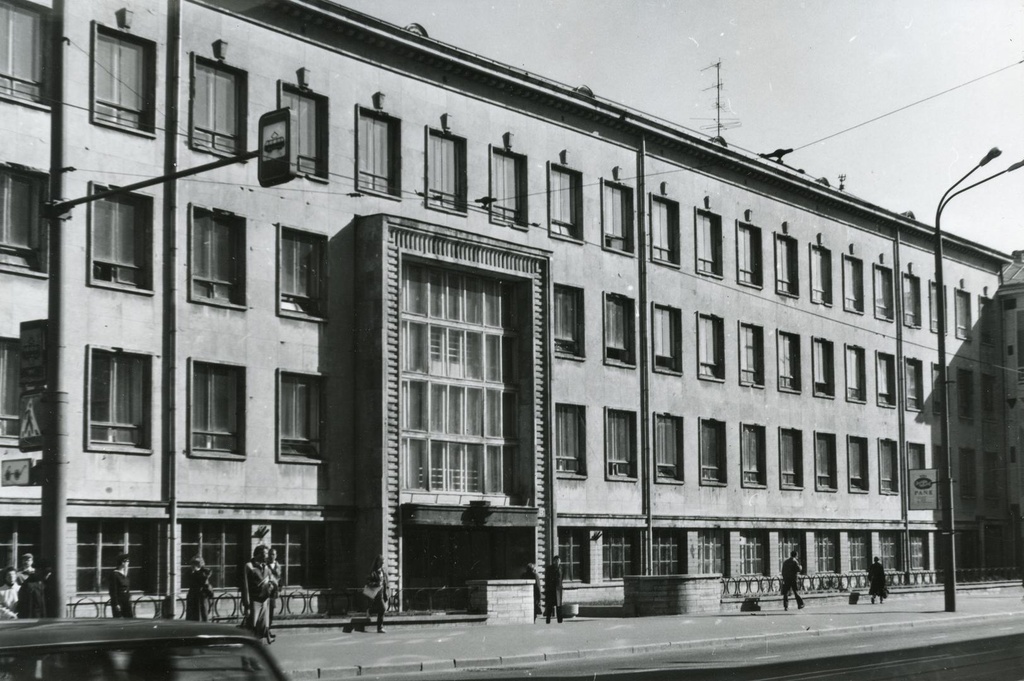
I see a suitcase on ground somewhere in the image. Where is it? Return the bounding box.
[849,591,860,605]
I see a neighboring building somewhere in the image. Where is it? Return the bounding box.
[0,0,1019,611]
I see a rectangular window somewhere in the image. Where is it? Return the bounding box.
[984,452,998,505]
[280,373,321,458]
[490,149,527,226]
[695,210,722,276]
[555,404,586,474]
[815,432,837,491]
[191,57,246,154]
[602,182,634,253]
[0,1,43,102]
[779,427,803,488]
[697,313,725,380]
[179,521,241,590]
[812,338,835,397]
[652,304,682,372]
[652,530,682,576]
[777,531,803,573]
[558,529,588,582]
[907,442,925,470]
[89,350,148,448]
[848,436,868,492]
[76,520,153,594]
[904,358,922,410]
[740,423,766,486]
[279,228,326,317]
[957,368,973,419]
[903,273,922,327]
[815,532,838,573]
[694,529,725,574]
[979,297,994,345]
[775,234,799,296]
[0,339,17,438]
[736,223,762,286]
[553,285,584,357]
[843,255,864,313]
[265,522,326,587]
[281,85,328,178]
[738,530,765,575]
[191,362,243,454]
[910,532,928,570]
[650,196,680,264]
[873,265,894,321]
[191,207,244,304]
[604,294,635,365]
[0,168,44,271]
[879,438,898,493]
[606,409,636,477]
[655,414,683,480]
[93,27,154,132]
[427,130,467,212]
[849,532,869,571]
[954,289,972,339]
[356,108,401,196]
[959,448,976,499]
[777,331,801,392]
[845,345,866,402]
[876,352,896,407]
[699,418,726,484]
[932,363,943,415]
[91,189,151,290]
[981,373,996,418]
[549,165,582,239]
[880,531,901,571]
[929,281,946,334]
[738,322,764,387]
[810,245,832,305]
[0,519,39,577]
[602,529,634,580]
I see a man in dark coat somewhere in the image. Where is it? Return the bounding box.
[544,556,563,624]
[16,561,51,618]
[521,563,542,620]
[868,556,887,604]
[780,551,805,611]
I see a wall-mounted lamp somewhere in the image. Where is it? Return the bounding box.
[296,67,311,90]
[502,131,514,151]
[213,39,229,61]
[558,149,570,166]
[372,91,386,111]
[659,181,669,196]
[440,113,452,132]
[115,8,133,30]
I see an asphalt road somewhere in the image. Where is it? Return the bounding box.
[359,616,1024,681]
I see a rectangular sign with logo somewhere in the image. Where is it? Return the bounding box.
[19,320,48,388]
[18,391,44,452]
[909,468,939,510]
[1,458,33,486]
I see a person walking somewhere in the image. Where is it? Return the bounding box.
[109,554,133,618]
[364,554,389,633]
[266,547,282,642]
[0,566,19,619]
[780,550,805,611]
[240,545,273,643]
[185,554,214,622]
[521,563,542,621]
[868,556,887,604]
[544,555,564,624]
[16,561,51,618]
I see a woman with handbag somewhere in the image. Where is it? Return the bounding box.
[240,545,273,643]
[364,554,389,633]
[185,554,214,622]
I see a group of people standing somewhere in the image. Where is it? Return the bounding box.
[522,556,565,624]
[239,544,283,643]
[0,554,53,619]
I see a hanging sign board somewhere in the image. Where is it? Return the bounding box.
[2,458,33,486]
[18,392,44,452]
[19,320,48,389]
[909,469,939,510]
[257,107,297,188]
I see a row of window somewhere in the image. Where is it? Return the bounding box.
[556,407,903,493]
[557,527,925,581]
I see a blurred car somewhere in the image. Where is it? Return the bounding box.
[0,619,287,680]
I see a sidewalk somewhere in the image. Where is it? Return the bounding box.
[273,588,1024,679]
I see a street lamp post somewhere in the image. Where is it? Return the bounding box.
[933,148,1024,613]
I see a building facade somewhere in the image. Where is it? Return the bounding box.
[0,0,1019,611]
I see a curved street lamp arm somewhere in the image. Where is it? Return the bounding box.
[939,159,1024,217]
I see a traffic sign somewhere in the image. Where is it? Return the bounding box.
[19,392,43,452]
[2,458,33,486]
[258,107,297,187]
[19,320,48,388]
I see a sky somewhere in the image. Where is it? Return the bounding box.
[337,0,1024,256]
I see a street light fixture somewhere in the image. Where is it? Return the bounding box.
[933,147,1024,613]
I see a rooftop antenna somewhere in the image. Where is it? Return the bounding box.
[696,59,741,142]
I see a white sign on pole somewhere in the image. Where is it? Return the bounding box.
[909,468,939,510]
[19,392,43,452]
[1,458,32,486]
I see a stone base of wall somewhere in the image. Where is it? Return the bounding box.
[466,580,535,625]
[623,574,722,617]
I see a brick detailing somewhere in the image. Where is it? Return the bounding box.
[467,580,536,625]
[622,575,722,617]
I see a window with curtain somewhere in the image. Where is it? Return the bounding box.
[699,418,725,483]
[650,197,679,264]
[697,313,724,379]
[604,294,634,364]
[602,182,633,252]
[778,331,801,391]
[779,427,803,488]
[873,265,894,321]
[739,323,764,386]
[845,345,866,401]
[655,414,682,480]
[815,532,838,572]
[93,28,153,131]
[910,532,929,570]
[737,223,762,286]
[89,351,147,447]
[876,352,896,406]
[848,532,869,571]
[906,442,925,470]
[555,404,586,474]
[357,109,400,195]
[775,234,799,296]
[192,58,245,153]
[92,190,150,289]
[191,207,243,304]
[810,245,832,305]
[491,149,527,225]
[695,211,722,276]
[0,1,44,102]
[741,423,765,486]
[954,289,972,339]
[606,409,636,477]
[427,130,466,211]
[280,373,321,458]
[879,438,898,493]
[812,338,834,397]
[848,436,868,491]
[903,273,921,327]
[549,165,582,239]
[738,531,765,575]
[653,305,681,372]
[815,432,836,490]
[905,358,923,410]
[0,168,44,271]
[191,362,242,454]
[281,86,327,177]
[279,228,325,317]
[0,339,18,438]
[879,531,901,570]
[553,285,583,357]
[843,255,864,313]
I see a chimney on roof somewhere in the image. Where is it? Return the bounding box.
[1013,250,1024,264]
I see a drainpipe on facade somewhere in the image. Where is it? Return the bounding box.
[544,262,557,569]
[41,0,69,618]
[636,135,653,574]
[892,228,911,579]
[162,0,183,618]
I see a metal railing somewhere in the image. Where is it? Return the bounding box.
[722,566,1021,598]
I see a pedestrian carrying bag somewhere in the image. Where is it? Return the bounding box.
[362,584,381,600]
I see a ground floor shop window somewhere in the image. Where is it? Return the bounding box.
[777,530,804,571]
[737,530,765,575]
[652,530,682,575]
[76,520,154,593]
[694,529,725,575]
[180,521,244,589]
[267,522,326,587]
[848,531,869,571]
[879,531,901,570]
[601,529,635,580]
[910,532,929,570]
[403,526,532,589]
[558,528,588,582]
[815,531,838,573]
[0,519,38,570]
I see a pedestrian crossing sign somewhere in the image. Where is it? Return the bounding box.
[19,392,43,452]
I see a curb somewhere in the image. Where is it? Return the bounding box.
[301,607,1023,679]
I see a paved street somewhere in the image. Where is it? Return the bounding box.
[270,588,1024,679]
